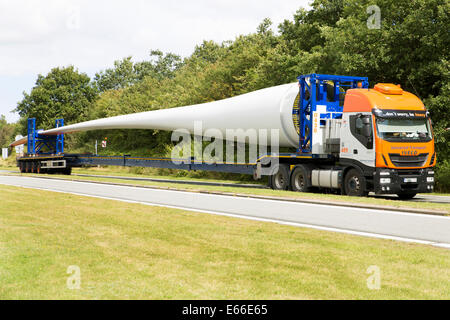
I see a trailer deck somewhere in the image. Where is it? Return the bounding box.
[16,152,319,177]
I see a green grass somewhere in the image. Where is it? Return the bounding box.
[2,165,448,214]
[0,184,449,299]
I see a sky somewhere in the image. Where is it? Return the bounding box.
[0,0,311,123]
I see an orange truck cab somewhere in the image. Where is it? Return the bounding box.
[340,83,435,198]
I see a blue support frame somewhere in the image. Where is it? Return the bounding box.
[296,74,369,153]
[27,118,64,155]
[27,118,36,154]
[55,119,64,154]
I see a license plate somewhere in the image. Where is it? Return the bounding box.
[404,178,417,183]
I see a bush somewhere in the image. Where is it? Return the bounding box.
[435,160,450,193]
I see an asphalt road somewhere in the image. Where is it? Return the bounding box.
[1,175,449,248]
[2,169,449,204]
[71,173,450,203]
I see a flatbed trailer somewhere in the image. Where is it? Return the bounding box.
[16,152,323,177]
[16,153,260,175]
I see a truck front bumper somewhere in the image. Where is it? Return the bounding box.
[374,168,435,195]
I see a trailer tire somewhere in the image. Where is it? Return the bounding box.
[62,167,72,175]
[19,162,25,173]
[344,168,368,197]
[290,165,311,193]
[270,164,290,190]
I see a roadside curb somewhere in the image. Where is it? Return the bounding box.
[2,172,447,216]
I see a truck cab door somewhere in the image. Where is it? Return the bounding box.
[340,113,375,167]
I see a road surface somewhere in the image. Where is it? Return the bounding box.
[1,169,449,203]
[0,175,449,248]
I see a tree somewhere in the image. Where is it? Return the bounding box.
[15,66,97,130]
[93,57,136,92]
[0,115,17,148]
[94,50,183,92]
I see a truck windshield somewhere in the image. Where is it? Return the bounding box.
[376,118,432,142]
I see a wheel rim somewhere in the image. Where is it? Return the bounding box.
[274,172,284,189]
[348,176,360,193]
[293,172,305,191]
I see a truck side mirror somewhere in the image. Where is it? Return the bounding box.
[362,117,371,125]
[359,115,372,137]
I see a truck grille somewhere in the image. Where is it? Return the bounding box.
[396,169,421,176]
[389,153,428,168]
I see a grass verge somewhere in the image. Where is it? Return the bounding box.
[0,184,449,299]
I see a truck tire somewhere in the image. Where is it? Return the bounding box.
[267,175,273,189]
[344,168,368,197]
[397,192,417,200]
[290,165,311,192]
[270,164,290,190]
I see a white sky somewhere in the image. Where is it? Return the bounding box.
[0,0,311,123]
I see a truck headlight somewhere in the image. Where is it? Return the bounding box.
[428,170,434,175]
[380,178,391,184]
[427,177,434,183]
[380,171,390,176]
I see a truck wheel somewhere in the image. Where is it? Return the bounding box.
[290,165,311,192]
[397,192,417,200]
[344,169,368,197]
[31,162,37,173]
[267,175,273,189]
[270,164,290,190]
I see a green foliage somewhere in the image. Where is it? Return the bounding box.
[94,51,183,92]
[435,159,450,193]
[425,81,450,162]
[0,115,18,148]
[15,66,97,130]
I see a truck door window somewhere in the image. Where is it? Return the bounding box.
[350,115,373,149]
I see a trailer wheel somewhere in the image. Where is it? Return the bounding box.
[25,162,30,173]
[397,192,416,200]
[19,162,25,173]
[290,165,311,193]
[270,164,290,190]
[30,162,37,173]
[36,162,41,174]
[344,169,368,197]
